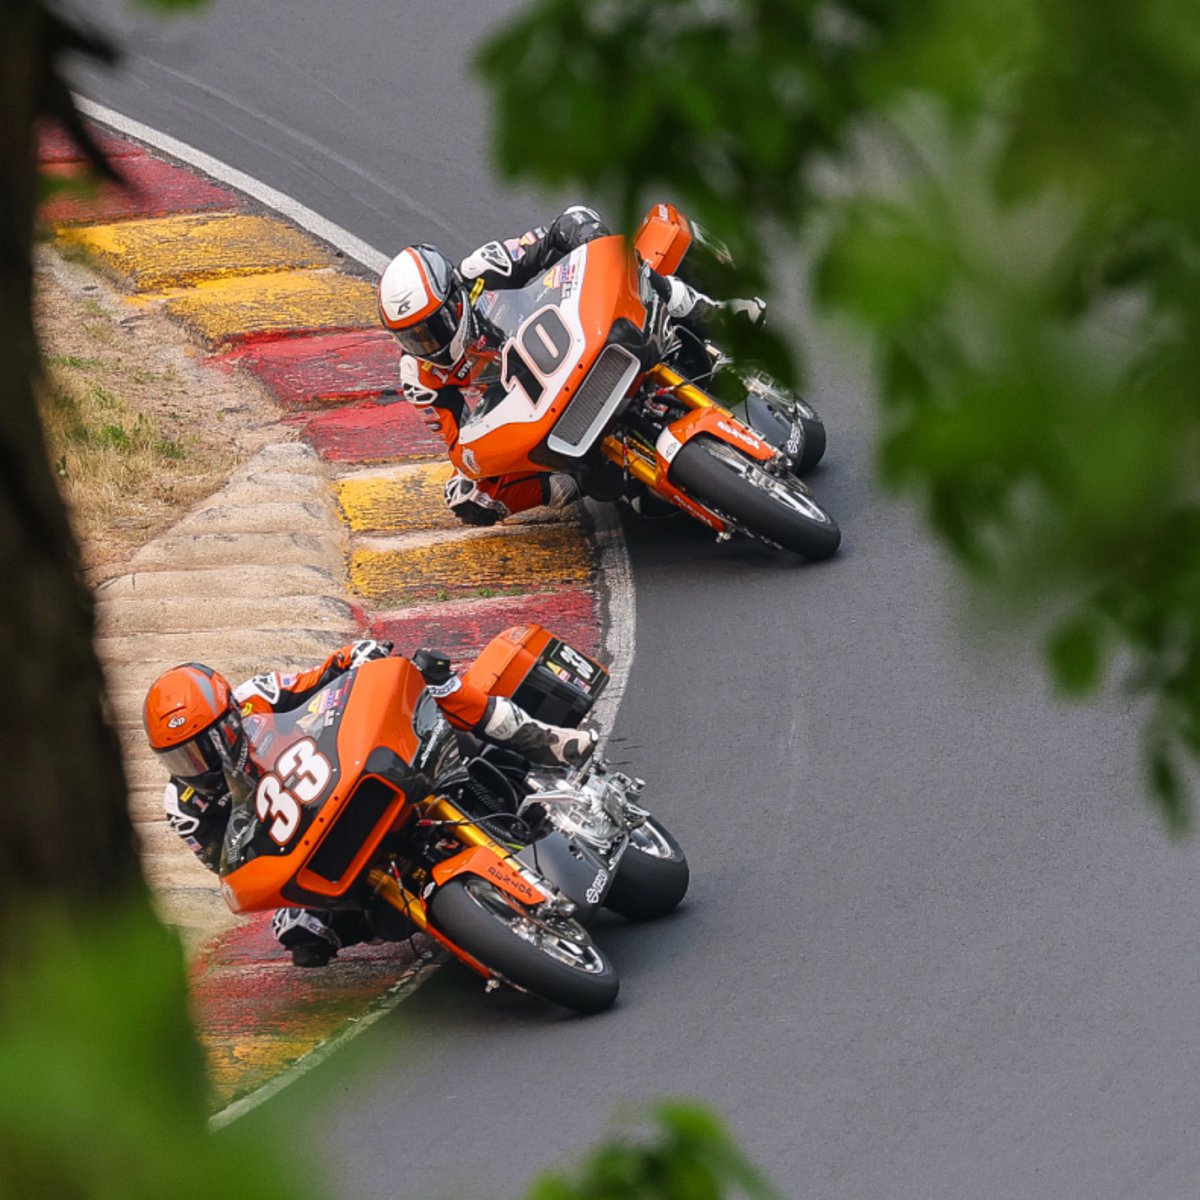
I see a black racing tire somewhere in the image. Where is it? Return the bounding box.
[604,817,690,921]
[669,435,841,559]
[428,876,619,1014]
[793,408,827,475]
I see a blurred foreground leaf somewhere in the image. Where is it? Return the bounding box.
[0,901,312,1200]
[526,1102,779,1200]
[480,0,1200,827]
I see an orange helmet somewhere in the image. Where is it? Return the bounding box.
[143,664,246,791]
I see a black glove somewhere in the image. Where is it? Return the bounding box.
[413,648,454,686]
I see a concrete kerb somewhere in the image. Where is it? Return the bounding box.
[49,104,636,1117]
[97,440,365,949]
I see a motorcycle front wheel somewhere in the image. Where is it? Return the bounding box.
[668,435,841,559]
[429,876,619,1014]
[605,817,689,921]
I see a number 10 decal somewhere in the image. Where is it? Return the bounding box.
[255,737,332,846]
[501,306,574,407]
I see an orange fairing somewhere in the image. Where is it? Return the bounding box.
[576,235,647,342]
[661,405,774,465]
[220,657,427,913]
[432,846,547,906]
[461,624,554,699]
[633,203,693,276]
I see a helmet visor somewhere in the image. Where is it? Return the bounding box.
[152,710,243,784]
[391,295,465,363]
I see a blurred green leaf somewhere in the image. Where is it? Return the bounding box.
[0,901,312,1200]
[1046,612,1106,697]
[525,1102,779,1199]
[479,0,1200,825]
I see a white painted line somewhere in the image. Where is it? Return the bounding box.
[75,102,639,1127]
[75,97,390,276]
[208,957,443,1131]
[583,499,636,746]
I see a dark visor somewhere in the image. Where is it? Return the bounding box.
[152,711,242,782]
[391,296,462,360]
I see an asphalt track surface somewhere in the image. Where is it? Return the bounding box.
[74,5,1200,1198]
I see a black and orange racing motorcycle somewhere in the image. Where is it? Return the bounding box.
[218,625,687,1014]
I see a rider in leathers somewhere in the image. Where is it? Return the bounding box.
[379,206,762,526]
[145,639,596,967]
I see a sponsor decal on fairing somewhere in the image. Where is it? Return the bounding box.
[716,420,762,451]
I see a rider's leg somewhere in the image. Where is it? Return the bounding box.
[647,269,766,333]
[272,908,372,968]
[479,695,597,767]
[415,650,597,768]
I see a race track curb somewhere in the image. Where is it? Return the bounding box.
[40,116,622,1113]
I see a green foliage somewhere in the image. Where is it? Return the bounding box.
[479,0,1200,826]
[526,1103,779,1200]
[0,901,313,1200]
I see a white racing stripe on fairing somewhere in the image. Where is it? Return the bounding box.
[70,102,638,1127]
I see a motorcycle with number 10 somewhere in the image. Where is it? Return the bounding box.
[219,625,688,1014]
[453,202,840,560]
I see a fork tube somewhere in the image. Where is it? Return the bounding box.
[368,868,428,930]
[646,363,717,409]
[601,434,659,488]
[426,796,514,856]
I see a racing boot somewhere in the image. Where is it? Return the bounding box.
[482,696,598,767]
[544,473,580,511]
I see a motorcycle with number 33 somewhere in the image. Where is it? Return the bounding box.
[219,625,688,1014]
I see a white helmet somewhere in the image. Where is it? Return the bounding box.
[377,244,471,369]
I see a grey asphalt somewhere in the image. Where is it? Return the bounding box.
[74,4,1200,1198]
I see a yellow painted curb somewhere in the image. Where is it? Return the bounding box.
[56,213,335,292]
[336,463,456,533]
[161,269,377,346]
[350,525,592,605]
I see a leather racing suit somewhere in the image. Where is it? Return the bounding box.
[162,638,594,966]
[399,206,611,527]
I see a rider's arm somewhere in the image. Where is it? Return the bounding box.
[163,781,230,874]
[233,640,393,714]
[411,649,494,732]
[458,205,611,291]
[398,356,466,449]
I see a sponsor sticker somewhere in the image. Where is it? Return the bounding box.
[717,420,762,450]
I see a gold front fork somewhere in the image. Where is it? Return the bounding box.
[601,363,718,485]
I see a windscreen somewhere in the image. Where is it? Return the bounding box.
[461,252,584,427]
[219,674,352,876]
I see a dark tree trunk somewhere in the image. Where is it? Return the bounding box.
[0,1,147,950]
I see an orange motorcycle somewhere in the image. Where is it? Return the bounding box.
[218,626,688,1014]
[453,203,840,559]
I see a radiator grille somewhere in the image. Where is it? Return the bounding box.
[549,346,639,455]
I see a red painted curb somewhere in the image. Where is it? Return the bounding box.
[296,400,445,463]
[39,155,242,225]
[215,330,403,411]
[372,589,601,660]
[46,119,611,1107]
[38,124,144,163]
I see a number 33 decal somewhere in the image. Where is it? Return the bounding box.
[255,738,332,846]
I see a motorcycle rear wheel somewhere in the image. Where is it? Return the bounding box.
[429,876,619,1014]
[605,817,689,921]
[669,435,841,559]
